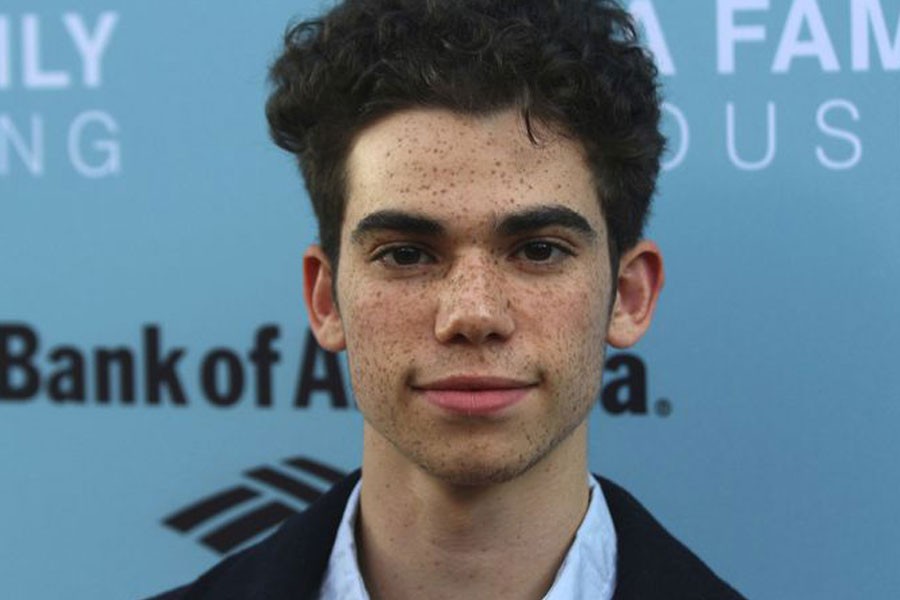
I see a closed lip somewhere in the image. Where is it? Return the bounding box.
[413,376,537,391]
[414,376,537,416]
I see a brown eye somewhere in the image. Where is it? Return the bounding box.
[512,240,574,267]
[374,245,435,268]
[390,246,425,265]
[522,241,554,261]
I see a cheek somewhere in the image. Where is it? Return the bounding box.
[520,278,609,375]
[341,282,431,382]
[523,272,608,332]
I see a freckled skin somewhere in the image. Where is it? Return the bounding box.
[335,108,612,486]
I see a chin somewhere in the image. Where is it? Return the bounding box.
[408,442,553,487]
[420,460,534,487]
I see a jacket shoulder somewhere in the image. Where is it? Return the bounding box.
[596,475,746,600]
[145,471,360,600]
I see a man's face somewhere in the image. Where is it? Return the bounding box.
[328,108,613,485]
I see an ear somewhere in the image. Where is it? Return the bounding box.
[303,245,347,352]
[606,240,665,349]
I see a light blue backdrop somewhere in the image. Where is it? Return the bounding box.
[2,1,898,598]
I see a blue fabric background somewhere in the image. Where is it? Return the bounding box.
[2,2,898,598]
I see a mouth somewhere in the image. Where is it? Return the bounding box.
[413,376,537,416]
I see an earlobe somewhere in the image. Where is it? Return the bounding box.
[303,245,347,352]
[606,240,665,349]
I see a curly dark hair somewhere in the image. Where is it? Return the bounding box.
[266,0,664,271]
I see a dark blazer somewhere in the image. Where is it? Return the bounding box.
[150,472,745,599]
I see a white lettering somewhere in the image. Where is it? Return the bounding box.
[629,0,675,75]
[772,0,839,72]
[63,12,118,88]
[0,114,44,176]
[661,102,689,171]
[22,14,70,89]
[852,0,900,70]
[68,111,121,178]
[726,102,777,171]
[718,0,769,74]
[0,17,10,89]
[815,99,862,170]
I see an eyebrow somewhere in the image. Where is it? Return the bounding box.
[497,205,597,241]
[351,210,445,243]
[351,204,596,243]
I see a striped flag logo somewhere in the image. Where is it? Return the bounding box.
[162,456,348,554]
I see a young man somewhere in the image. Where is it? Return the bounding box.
[154,1,744,598]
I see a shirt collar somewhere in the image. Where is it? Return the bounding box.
[316,474,617,600]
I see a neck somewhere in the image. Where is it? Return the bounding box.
[356,423,590,600]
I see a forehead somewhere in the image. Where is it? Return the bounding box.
[344,108,601,229]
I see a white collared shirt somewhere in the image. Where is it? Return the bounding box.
[316,474,617,599]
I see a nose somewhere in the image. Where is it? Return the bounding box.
[434,253,515,345]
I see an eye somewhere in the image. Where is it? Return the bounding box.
[374,245,434,267]
[514,240,573,264]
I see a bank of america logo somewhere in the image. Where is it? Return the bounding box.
[162,456,348,554]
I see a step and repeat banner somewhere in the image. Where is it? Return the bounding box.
[2,1,899,598]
